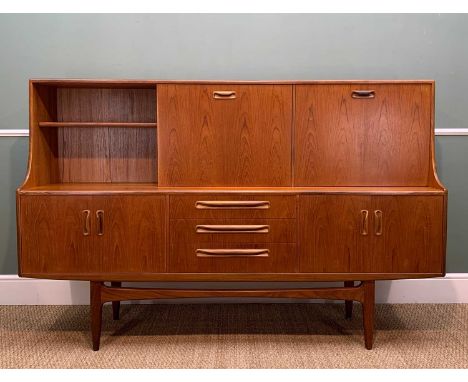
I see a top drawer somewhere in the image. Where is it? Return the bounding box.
[170,194,296,219]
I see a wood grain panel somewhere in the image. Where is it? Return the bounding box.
[57,127,156,183]
[18,195,98,274]
[170,218,296,244]
[95,195,166,273]
[23,84,60,187]
[299,195,369,272]
[170,194,296,219]
[158,84,292,186]
[363,195,445,273]
[294,84,432,186]
[169,242,296,273]
[57,88,156,122]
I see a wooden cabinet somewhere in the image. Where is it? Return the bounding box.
[17,79,447,350]
[18,194,166,275]
[299,195,445,274]
[158,84,292,186]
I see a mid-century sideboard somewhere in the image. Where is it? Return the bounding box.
[17,79,447,350]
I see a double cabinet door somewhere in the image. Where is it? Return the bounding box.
[19,195,166,275]
[299,195,445,274]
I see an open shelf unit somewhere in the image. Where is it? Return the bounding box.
[29,81,158,186]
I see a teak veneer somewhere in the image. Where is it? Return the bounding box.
[17,79,447,351]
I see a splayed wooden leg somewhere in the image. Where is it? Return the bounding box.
[344,281,354,319]
[362,280,375,350]
[111,282,122,320]
[90,281,103,351]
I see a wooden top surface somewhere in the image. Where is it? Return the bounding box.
[30,79,436,87]
[19,183,446,195]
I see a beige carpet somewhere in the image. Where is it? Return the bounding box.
[0,303,467,368]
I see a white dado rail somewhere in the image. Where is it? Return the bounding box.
[1,129,468,137]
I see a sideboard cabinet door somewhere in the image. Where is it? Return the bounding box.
[294,83,432,186]
[299,195,370,272]
[158,84,292,186]
[366,195,445,273]
[18,195,97,275]
[94,195,166,273]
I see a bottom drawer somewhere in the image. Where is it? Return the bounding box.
[169,243,297,273]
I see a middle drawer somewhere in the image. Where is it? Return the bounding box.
[170,218,296,244]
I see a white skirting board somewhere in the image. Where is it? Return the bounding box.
[0,274,467,305]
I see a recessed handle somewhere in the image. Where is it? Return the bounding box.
[213,91,236,99]
[196,224,270,234]
[374,210,383,236]
[82,210,91,236]
[360,210,369,236]
[196,249,269,257]
[352,90,375,99]
[96,210,104,236]
[195,200,270,210]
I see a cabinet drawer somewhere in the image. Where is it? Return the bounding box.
[171,219,296,244]
[170,194,296,219]
[169,242,296,273]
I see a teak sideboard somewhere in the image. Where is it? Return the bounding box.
[17,79,447,350]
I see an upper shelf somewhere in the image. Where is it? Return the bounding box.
[39,122,157,128]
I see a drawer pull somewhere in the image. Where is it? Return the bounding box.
[196,249,269,257]
[374,210,383,236]
[82,210,91,236]
[96,210,104,236]
[195,200,270,209]
[196,224,269,233]
[213,91,236,99]
[352,90,375,99]
[360,209,369,236]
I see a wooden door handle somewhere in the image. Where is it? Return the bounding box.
[196,224,269,233]
[96,210,104,236]
[360,210,369,236]
[196,249,269,257]
[195,200,270,209]
[213,91,236,99]
[82,210,91,236]
[374,210,383,236]
[352,90,375,99]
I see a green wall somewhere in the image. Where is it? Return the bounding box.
[0,14,467,273]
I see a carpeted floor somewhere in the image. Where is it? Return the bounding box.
[0,303,467,368]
